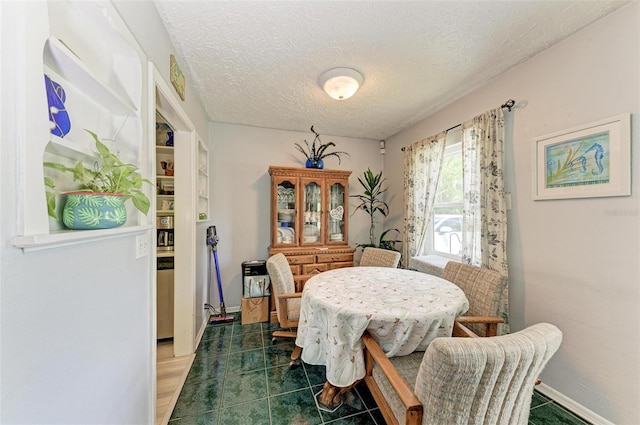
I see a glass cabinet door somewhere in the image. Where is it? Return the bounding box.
[301,178,323,245]
[327,181,347,244]
[276,179,296,245]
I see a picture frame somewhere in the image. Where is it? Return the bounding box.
[533,113,631,200]
[170,55,185,101]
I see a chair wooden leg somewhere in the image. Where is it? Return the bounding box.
[317,380,358,411]
[486,322,498,337]
[289,345,302,369]
[291,345,301,360]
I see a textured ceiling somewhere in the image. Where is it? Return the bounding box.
[154,1,626,140]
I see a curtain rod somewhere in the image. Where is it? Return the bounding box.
[401,99,516,151]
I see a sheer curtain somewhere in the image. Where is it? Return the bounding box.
[402,132,447,265]
[461,107,510,333]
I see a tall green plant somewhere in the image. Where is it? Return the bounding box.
[350,168,400,251]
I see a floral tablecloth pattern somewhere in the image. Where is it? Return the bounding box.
[295,267,469,387]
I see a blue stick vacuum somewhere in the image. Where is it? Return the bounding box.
[206,226,235,323]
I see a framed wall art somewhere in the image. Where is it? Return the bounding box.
[170,54,185,101]
[533,113,631,200]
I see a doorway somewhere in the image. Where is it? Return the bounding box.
[151,65,199,424]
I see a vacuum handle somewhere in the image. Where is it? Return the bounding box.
[207,226,219,249]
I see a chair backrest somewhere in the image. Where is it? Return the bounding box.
[360,247,401,268]
[416,323,562,425]
[266,253,297,323]
[442,261,505,336]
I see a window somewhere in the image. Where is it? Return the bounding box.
[405,107,509,332]
[425,132,463,258]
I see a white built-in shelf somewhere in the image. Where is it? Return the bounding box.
[13,224,153,252]
[156,194,174,199]
[13,2,149,252]
[47,134,96,159]
[197,137,209,222]
[156,145,174,154]
[43,36,138,116]
[157,210,174,216]
[156,175,175,180]
[157,251,175,258]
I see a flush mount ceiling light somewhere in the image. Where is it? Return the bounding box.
[319,67,364,101]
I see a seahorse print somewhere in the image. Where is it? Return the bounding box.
[585,143,604,175]
[568,156,587,173]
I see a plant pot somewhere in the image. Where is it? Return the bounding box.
[62,192,127,230]
[305,158,324,169]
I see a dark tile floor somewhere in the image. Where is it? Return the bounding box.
[169,320,592,425]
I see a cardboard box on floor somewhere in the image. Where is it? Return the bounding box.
[241,296,269,325]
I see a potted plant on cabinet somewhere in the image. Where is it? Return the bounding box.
[350,168,401,252]
[44,130,152,230]
[294,126,350,169]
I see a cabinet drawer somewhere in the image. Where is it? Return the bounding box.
[316,253,354,263]
[329,261,353,270]
[287,255,316,265]
[302,263,328,275]
[289,265,301,276]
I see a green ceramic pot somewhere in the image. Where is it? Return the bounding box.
[62,192,127,230]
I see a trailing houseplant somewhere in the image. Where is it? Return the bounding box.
[44,130,152,229]
[350,168,401,252]
[294,126,350,169]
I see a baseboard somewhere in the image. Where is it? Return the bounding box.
[204,305,240,318]
[195,311,209,349]
[536,383,615,425]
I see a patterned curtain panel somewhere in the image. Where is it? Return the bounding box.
[461,107,510,333]
[402,132,447,265]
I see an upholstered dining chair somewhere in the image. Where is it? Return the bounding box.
[441,261,506,337]
[362,323,562,425]
[266,253,302,368]
[359,247,401,268]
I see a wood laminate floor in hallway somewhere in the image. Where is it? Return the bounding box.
[156,340,195,425]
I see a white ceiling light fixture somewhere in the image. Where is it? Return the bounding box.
[319,67,364,101]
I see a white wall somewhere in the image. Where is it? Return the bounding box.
[1,239,153,424]
[113,1,209,136]
[384,4,640,423]
[209,123,380,309]
[0,1,211,424]
[0,2,154,423]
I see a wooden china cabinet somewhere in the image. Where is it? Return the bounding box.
[268,166,355,293]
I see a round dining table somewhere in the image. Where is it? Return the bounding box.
[295,266,469,410]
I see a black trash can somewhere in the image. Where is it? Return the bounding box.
[241,260,271,325]
[241,260,270,298]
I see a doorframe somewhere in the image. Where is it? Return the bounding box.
[148,63,198,405]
